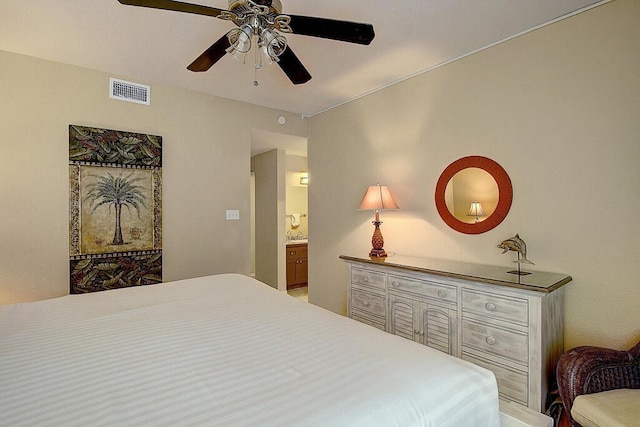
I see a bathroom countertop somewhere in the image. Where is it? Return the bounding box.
[286,239,308,246]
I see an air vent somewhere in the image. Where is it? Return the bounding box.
[109,78,150,105]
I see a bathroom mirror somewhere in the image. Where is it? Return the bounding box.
[435,156,512,234]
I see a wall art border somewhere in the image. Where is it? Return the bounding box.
[69,125,162,293]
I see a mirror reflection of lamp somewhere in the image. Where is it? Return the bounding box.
[359,184,399,258]
[467,201,486,223]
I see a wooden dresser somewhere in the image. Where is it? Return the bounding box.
[340,254,571,412]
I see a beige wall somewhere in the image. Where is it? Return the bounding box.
[0,50,308,303]
[308,0,640,350]
[253,149,287,290]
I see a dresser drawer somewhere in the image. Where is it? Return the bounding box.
[462,319,528,364]
[351,311,386,331]
[462,289,528,325]
[389,274,457,304]
[351,288,386,317]
[462,353,528,406]
[351,268,386,290]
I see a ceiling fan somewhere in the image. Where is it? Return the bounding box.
[117,0,375,85]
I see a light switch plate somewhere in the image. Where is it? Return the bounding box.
[225,209,240,220]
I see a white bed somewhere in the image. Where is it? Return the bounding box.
[0,274,500,426]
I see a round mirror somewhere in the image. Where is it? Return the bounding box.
[435,156,512,234]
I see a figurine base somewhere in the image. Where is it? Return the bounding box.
[507,270,532,276]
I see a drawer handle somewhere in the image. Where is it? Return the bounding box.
[486,336,496,345]
[437,290,446,298]
[485,303,496,312]
[392,281,399,288]
[362,276,370,283]
[362,301,370,307]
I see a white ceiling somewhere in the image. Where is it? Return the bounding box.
[1,0,606,118]
[0,1,606,157]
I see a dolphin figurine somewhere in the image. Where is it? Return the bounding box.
[498,234,534,265]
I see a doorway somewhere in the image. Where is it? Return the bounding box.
[250,130,308,296]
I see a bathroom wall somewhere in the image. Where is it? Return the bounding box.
[286,155,308,238]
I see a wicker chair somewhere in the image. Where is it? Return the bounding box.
[556,340,640,426]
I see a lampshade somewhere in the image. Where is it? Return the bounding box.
[359,184,399,211]
[467,201,486,217]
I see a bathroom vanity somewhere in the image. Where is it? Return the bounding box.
[286,242,308,289]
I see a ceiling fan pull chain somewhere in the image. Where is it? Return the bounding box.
[254,39,260,86]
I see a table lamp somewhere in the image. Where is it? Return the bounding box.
[359,183,399,258]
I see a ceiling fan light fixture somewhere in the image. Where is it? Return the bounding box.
[226,24,253,54]
[260,28,287,60]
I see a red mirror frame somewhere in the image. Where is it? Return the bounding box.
[434,156,512,234]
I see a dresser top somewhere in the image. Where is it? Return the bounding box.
[339,254,571,293]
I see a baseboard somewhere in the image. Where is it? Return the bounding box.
[500,400,553,427]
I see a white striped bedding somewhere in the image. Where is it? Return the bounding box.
[0,274,500,426]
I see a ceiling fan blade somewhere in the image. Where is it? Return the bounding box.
[287,15,375,45]
[187,35,231,72]
[117,0,226,18]
[277,46,312,85]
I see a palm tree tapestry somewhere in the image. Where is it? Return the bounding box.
[69,125,162,293]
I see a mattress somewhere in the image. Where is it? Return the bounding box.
[0,274,500,426]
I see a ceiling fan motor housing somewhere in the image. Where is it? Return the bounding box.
[228,0,282,15]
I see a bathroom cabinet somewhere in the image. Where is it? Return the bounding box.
[286,243,308,289]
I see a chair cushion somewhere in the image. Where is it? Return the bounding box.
[571,388,640,427]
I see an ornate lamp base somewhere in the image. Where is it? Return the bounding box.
[369,219,387,258]
[369,248,388,258]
